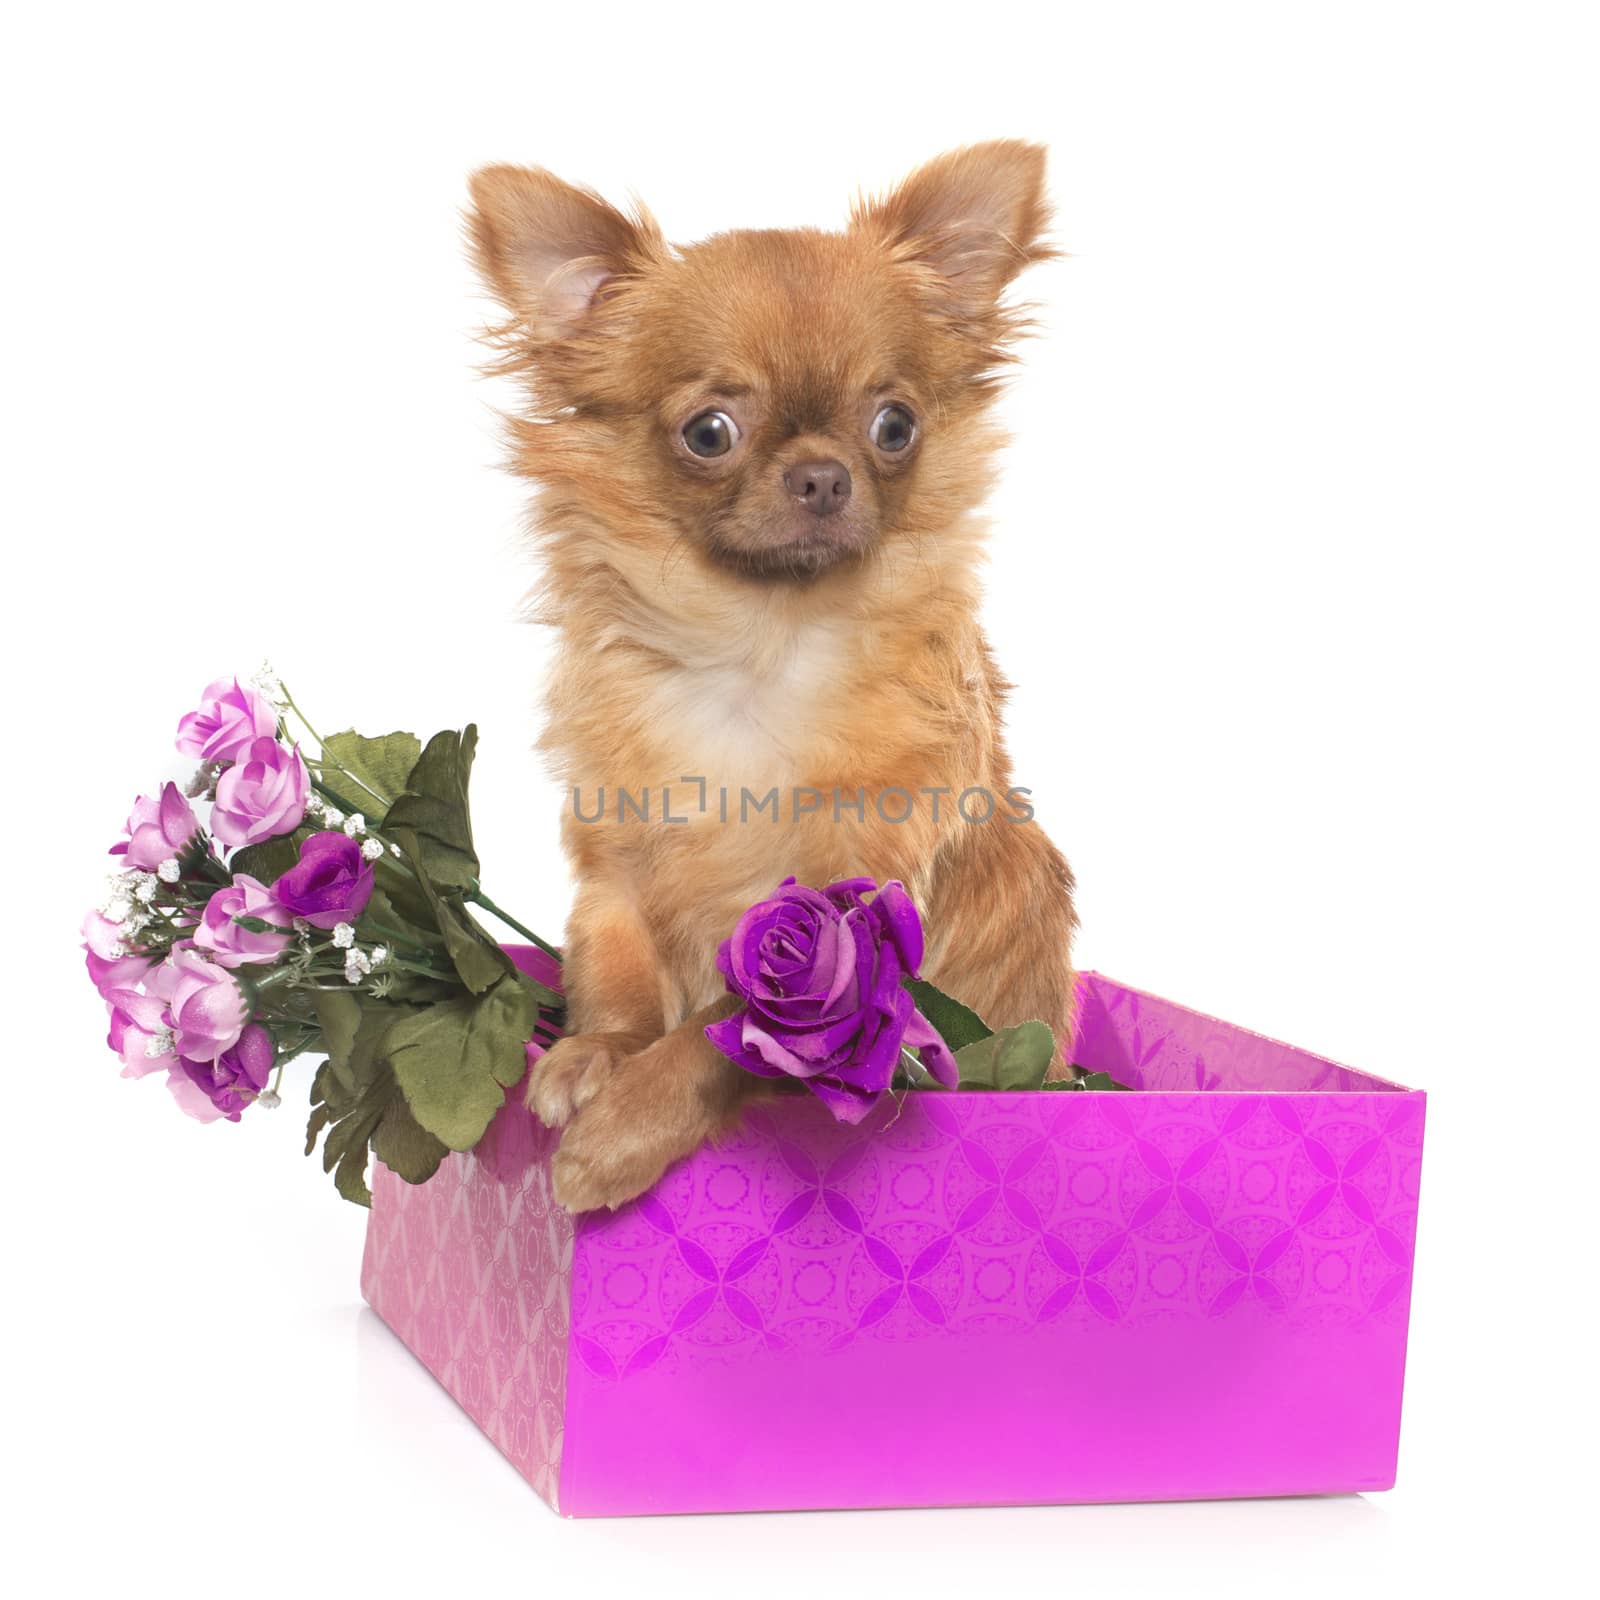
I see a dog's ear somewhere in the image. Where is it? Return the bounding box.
[852,141,1054,312]
[467,165,659,338]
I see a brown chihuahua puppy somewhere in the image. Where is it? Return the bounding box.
[468,142,1078,1211]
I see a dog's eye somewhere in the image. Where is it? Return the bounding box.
[870,404,916,453]
[682,411,738,458]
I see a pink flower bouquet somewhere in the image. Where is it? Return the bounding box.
[87,672,562,1202]
[89,673,1119,1207]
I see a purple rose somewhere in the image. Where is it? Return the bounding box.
[271,830,374,930]
[210,738,308,848]
[175,677,279,764]
[167,1023,274,1123]
[705,876,957,1122]
[112,782,199,871]
[149,942,248,1063]
[193,873,291,967]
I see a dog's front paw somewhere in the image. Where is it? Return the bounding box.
[548,1014,755,1212]
[549,1035,714,1212]
[550,1076,680,1213]
[525,1030,642,1128]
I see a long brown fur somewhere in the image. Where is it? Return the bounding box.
[467,143,1078,1210]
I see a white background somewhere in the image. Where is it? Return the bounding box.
[5,3,1596,1594]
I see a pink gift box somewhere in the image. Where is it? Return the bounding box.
[361,955,1425,1516]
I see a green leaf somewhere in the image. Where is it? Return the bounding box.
[333,1136,375,1207]
[307,1059,352,1132]
[384,831,514,995]
[904,977,993,1051]
[321,1091,378,1174]
[954,1020,1057,1090]
[307,1059,368,1203]
[320,730,422,822]
[306,1051,437,1207]
[355,885,445,959]
[951,1034,1001,1088]
[1043,1068,1134,1093]
[304,1100,332,1156]
[371,1095,449,1186]
[313,991,425,1101]
[367,856,441,936]
[384,726,480,890]
[318,1065,398,1206]
[308,1058,341,1112]
[432,889,516,995]
[230,831,306,885]
[383,975,541,1150]
[313,992,363,1078]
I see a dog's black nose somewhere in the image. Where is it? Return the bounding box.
[784,459,852,517]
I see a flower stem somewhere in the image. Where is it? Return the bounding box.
[466,885,561,961]
[195,852,232,887]
[282,682,391,815]
[360,918,444,958]
[273,1038,316,1072]
[309,775,370,824]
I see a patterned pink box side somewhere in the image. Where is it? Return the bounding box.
[555,1082,1424,1513]
[361,1124,574,1511]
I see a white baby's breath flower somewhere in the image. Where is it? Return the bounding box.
[249,662,287,708]
[389,842,402,857]
[131,871,159,904]
[156,858,181,884]
[321,804,344,828]
[331,922,355,949]
[361,837,385,861]
[369,946,389,968]
[343,949,372,984]
[343,813,366,838]
[256,1089,281,1110]
[144,1028,175,1059]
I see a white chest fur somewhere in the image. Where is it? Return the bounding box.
[637,610,854,796]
